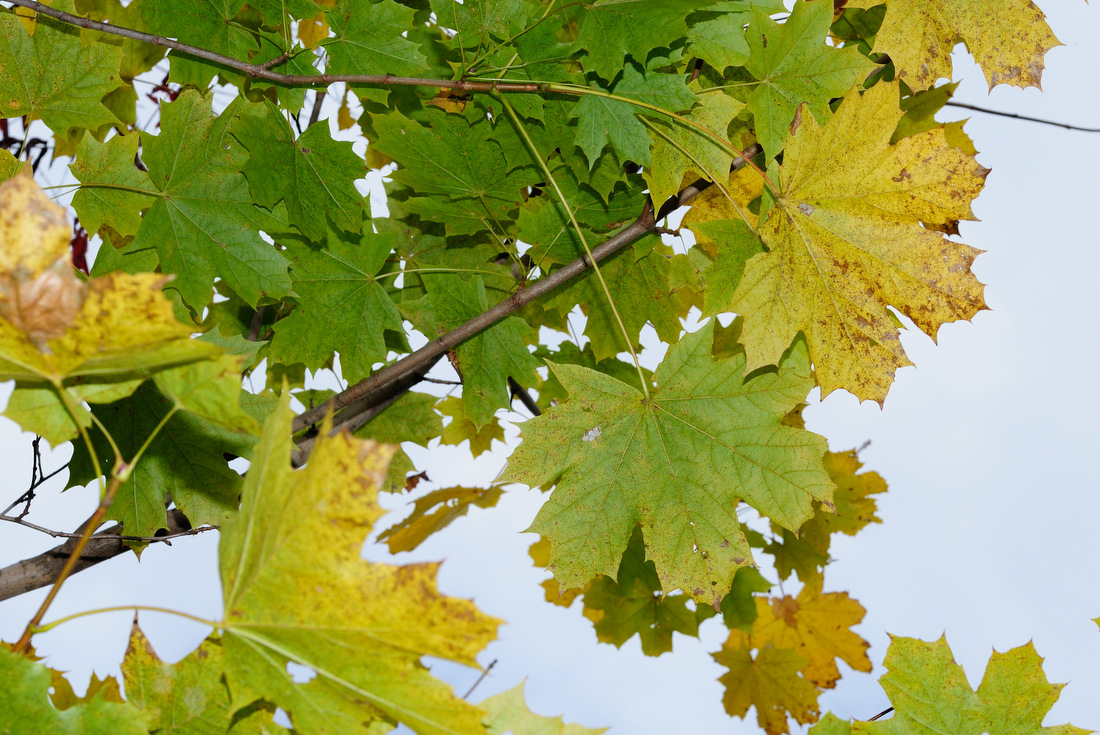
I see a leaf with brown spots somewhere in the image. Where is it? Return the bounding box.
[845,0,1060,91]
[712,641,820,735]
[727,81,989,403]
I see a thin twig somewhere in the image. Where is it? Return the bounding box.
[945,100,1100,132]
[462,659,497,699]
[307,89,326,128]
[0,512,215,544]
[867,706,894,721]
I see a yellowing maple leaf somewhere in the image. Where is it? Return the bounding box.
[727,81,988,403]
[713,643,820,735]
[482,682,608,735]
[728,586,872,689]
[219,395,500,735]
[845,0,1060,91]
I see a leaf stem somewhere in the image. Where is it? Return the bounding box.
[32,605,219,634]
[496,94,651,400]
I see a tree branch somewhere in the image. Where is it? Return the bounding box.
[4,0,552,93]
[944,100,1100,132]
[0,509,195,603]
[292,145,761,435]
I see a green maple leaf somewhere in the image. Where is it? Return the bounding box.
[235,100,364,241]
[71,133,158,240]
[430,0,527,48]
[571,64,697,168]
[685,1,785,71]
[122,625,278,733]
[548,240,681,363]
[575,0,710,81]
[0,5,125,142]
[140,0,257,87]
[816,637,1090,734]
[401,274,539,428]
[482,682,608,735]
[269,229,404,383]
[326,0,429,78]
[743,0,876,157]
[372,108,538,236]
[436,395,506,457]
[68,377,258,545]
[505,321,833,606]
[642,85,745,207]
[0,647,147,735]
[218,395,500,734]
[132,91,292,310]
[250,0,319,25]
[581,527,709,656]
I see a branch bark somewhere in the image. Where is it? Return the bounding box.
[0,509,194,603]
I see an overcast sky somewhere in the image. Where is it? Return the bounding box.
[1,1,1098,732]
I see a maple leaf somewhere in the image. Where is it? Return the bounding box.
[131,91,292,310]
[219,395,500,734]
[0,4,126,141]
[574,0,705,81]
[379,485,504,553]
[430,0,528,48]
[571,64,697,168]
[685,0,786,71]
[766,448,887,585]
[581,527,709,656]
[121,623,279,732]
[481,682,608,735]
[642,85,745,208]
[729,585,871,688]
[70,134,158,240]
[506,321,833,607]
[325,0,428,78]
[436,395,506,457]
[0,646,147,734]
[816,637,1090,734]
[371,108,539,237]
[741,0,876,158]
[727,81,989,403]
[234,100,364,241]
[67,377,258,545]
[844,0,1061,91]
[268,229,405,383]
[712,642,821,735]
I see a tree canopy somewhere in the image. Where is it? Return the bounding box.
[0,0,1093,733]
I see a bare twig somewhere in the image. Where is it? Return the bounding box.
[246,305,267,342]
[462,659,497,699]
[945,100,1100,132]
[307,89,326,128]
[0,509,195,603]
[0,512,215,545]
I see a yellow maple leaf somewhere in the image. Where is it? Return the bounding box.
[728,81,988,403]
[844,0,1060,91]
[298,11,330,49]
[729,585,871,689]
[220,396,500,734]
[712,642,820,735]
